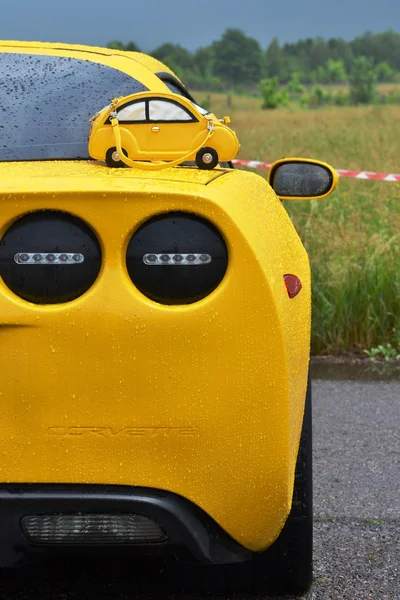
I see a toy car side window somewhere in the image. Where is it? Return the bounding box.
[118,101,146,122]
[148,100,196,122]
[191,102,209,115]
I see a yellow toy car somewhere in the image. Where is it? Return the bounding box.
[88,91,240,170]
[0,41,338,594]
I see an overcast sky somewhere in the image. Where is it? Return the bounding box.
[1,0,399,52]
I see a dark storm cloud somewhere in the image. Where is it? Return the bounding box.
[1,0,399,51]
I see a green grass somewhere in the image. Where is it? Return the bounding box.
[198,97,400,355]
[288,190,400,354]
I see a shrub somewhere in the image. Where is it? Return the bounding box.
[349,57,378,105]
[333,90,349,106]
[259,77,289,109]
[287,73,306,100]
[306,85,332,108]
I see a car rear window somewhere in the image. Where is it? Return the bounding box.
[0,53,148,161]
[160,78,188,98]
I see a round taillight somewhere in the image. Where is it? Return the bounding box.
[0,211,101,304]
[126,212,228,305]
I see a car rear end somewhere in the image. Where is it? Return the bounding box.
[0,160,311,568]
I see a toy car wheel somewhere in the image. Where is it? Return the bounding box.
[105,147,127,168]
[195,147,219,170]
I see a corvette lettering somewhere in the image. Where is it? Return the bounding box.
[47,426,197,437]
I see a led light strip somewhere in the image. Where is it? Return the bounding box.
[14,253,85,265]
[143,253,212,266]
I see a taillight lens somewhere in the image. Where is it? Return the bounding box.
[126,212,228,305]
[0,210,101,304]
[284,274,302,298]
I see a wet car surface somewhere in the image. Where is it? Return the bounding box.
[1,370,399,600]
[2,43,337,595]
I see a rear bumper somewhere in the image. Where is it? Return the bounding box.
[0,484,251,568]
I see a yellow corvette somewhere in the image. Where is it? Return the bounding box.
[0,41,337,594]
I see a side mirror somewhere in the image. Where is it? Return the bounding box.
[267,158,338,201]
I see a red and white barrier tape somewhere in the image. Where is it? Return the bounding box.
[232,159,400,182]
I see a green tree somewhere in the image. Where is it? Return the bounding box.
[375,61,396,82]
[349,57,377,104]
[277,31,400,83]
[151,43,194,74]
[314,66,328,83]
[281,38,313,81]
[212,28,263,86]
[193,46,215,77]
[325,59,347,83]
[107,31,400,91]
[351,30,400,70]
[107,41,125,50]
[327,37,354,72]
[107,40,140,52]
[308,37,331,70]
[284,56,304,82]
[287,72,305,99]
[265,38,285,79]
[307,85,331,108]
[124,41,140,52]
[187,46,222,91]
[259,77,288,109]
[332,90,349,106]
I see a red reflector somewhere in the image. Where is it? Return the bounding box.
[284,274,302,298]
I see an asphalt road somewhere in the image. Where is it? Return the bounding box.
[1,377,399,600]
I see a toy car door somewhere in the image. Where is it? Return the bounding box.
[142,98,205,159]
[116,99,147,156]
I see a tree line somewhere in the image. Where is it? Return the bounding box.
[108,29,400,91]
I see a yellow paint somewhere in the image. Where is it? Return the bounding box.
[0,41,337,553]
[0,162,309,551]
[88,91,240,168]
[0,42,181,81]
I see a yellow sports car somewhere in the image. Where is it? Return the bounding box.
[0,41,337,594]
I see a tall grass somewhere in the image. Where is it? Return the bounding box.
[197,96,400,354]
[288,190,399,354]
